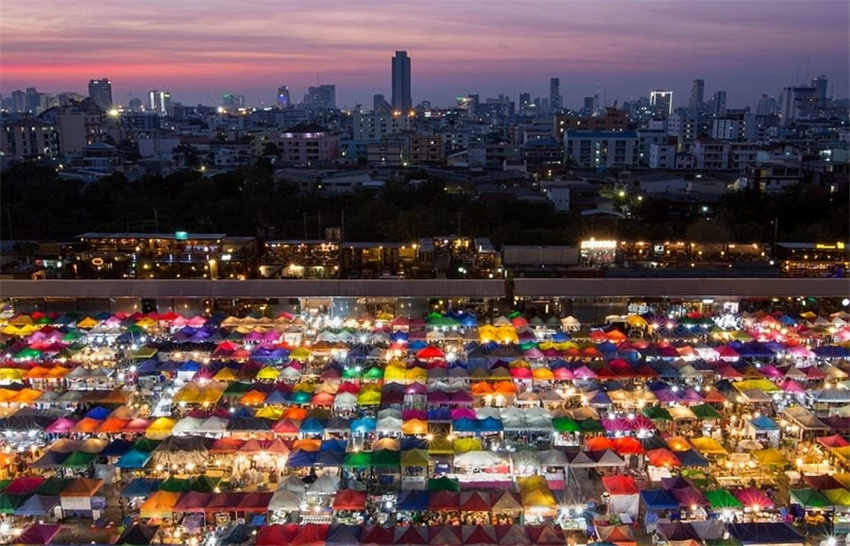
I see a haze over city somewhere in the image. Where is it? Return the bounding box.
[2,0,848,108]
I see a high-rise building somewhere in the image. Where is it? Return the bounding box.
[372,94,391,112]
[148,90,172,115]
[688,79,704,114]
[550,78,562,112]
[649,89,673,117]
[811,75,828,101]
[582,96,594,115]
[25,87,41,113]
[304,85,336,109]
[221,93,245,109]
[780,86,817,126]
[756,94,778,116]
[391,50,412,111]
[712,90,727,116]
[277,86,291,108]
[519,93,532,115]
[11,90,26,113]
[88,78,113,109]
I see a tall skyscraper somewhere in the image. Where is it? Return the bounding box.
[148,90,172,115]
[373,94,391,112]
[277,86,291,108]
[88,78,113,109]
[550,78,562,111]
[391,50,412,111]
[25,87,41,113]
[712,90,727,116]
[304,85,336,109]
[811,75,828,101]
[519,92,532,114]
[688,79,704,114]
[649,89,673,117]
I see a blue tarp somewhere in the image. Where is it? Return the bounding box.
[316,450,345,466]
[117,449,151,469]
[750,415,780,431]
[398,490,429,511]
[350,417,376,433]
[101,439,133,457]
[641,489,680,511]
[321,439,347,452]
[15,495,59,516]
[678,449,709,467]
[299,417,326,434]
[122,478,161,498]
[286,450,318,468]
[85,406,110,420]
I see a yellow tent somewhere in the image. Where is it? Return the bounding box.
[384,365,407,382]
[256,367,281,381]
[140,490,181,518]
[626,314,649,328]
[401,448,430,467]
[145,417,176,439]
[405,367,427,382]
[401,419,427,435]
[823,488,850,507]
[357,389,381,406]
[0,368,25,382]
[76,317,98,329]
[174,383,202,404]
[690,436,728,455]
[752,448,787,467]
[532,368,554,381]
[256,406,284,420]
[135,317,157,330]
[213,367,237,382]
[478,325,497,343]
[290,347,311,360]
[292,382,315,393]
[427,435,454,455]
[518,475,556,508]
[453,437,482,453]
[734,379,779,392]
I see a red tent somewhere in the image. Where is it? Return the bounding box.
[332,489,367,511]
[429,526,462,545]
[361,525,394,545]
[236,492,272,513]
[585,436,613,451]
[612,436,644,455]
[291,524,329,546]
[429,491,460,511]
[602,475,639,495]
[395,526,429,544]
[416,346,445,360]
[463,525,497,545]
[15,524,62,545]
[255,524,297,545]
[204,493,243,514]
[646,448,681,468]
[459,491,491,512]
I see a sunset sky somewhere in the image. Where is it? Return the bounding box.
[2,0,847,108]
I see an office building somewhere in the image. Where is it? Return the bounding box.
[712,90,727,116]
[277,86,291,108]
[279,123,339,166]
[0,119,59,160]
[221,93,245,109]
[304,85,336,109]
[756,94,778,115]
[148,90,172,115]
[649,90,673,117]
[25,88,42,113]
[811,75,828,101]
[391,50,412,111]
[564,130,639,168]
[781,86,817,125]
[88,78,113,109]
[372,94,391,112]
[688,79,704,114]
[550,78,562,111]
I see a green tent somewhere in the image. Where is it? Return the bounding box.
[552,416,579,433]
[341,367,361,379]
[190,476,221,493]
[15,348,41,360]
[790,488,831,509]
[159,478,191,492]
[363,367,384,381]
[0,480,11,494]
[62,330,83,342]
[518,342,538,351]
[132,438,160,453]
[643,406,673,421]
[371,449,401,468]
[61,451,96,468]
[290,391,312,404]
[705,489,743,509]
[428,476,460,492]
[691,404,722,420]
[223,382,253,396]
[343,452,372,469]
[579,419,604,432]
[0,494,25,514]
[37,478,69,496]
[129,345,157,359]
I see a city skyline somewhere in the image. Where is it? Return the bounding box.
[1,1,847,108]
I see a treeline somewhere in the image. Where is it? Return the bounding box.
[0,163,847,245]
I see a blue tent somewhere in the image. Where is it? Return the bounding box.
[460,315,478,328]
[398,490,429,511]
[641,489,680,511]
[350,417,376,433]
[321,439,347,452]
[326,524,362,545]
[551,332,570,342]
[390,332,408,342]
[815,346,850,358]
[478,417,503,432]
[596,341,618,354]
[264,390,288,405]
[15,495,59,516]
[428,408,451,421]
[101,439,133,457]
[286,450,317,468]
[221,524,253,544]
[32,451,68,468]
[750,415,779,431]
[678,449,709,467]
[401,437,427,450]
[85,406,110,420]
[117,449,151,469]
[122,478,161,498]
[590,391,612,406]
[452,418,478,432]
[408,340,428,351]
[299,417,326,434]
[316,450,345,466]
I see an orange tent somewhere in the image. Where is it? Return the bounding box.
[284,407,308,421]
[665,436,691,452]
[72,418,102,434]
[612,437,644,455]
[471,382,493,395]
[47,366,70,379]
[140,490,181,519]
[532,368,554,381]
[24,366,50,380]
[239,390,267,406]
[646,448,681,468]
[586,436,613,451]
[96,418,128,434]
[11,388,42,404]
[402,419,428,435]
[493,381,517,395]
[292,438,321,452]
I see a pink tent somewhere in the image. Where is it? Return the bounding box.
[779,379,805,393]
[46,417,76,434]
[734,487,774,509]
[572,366,597,380]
